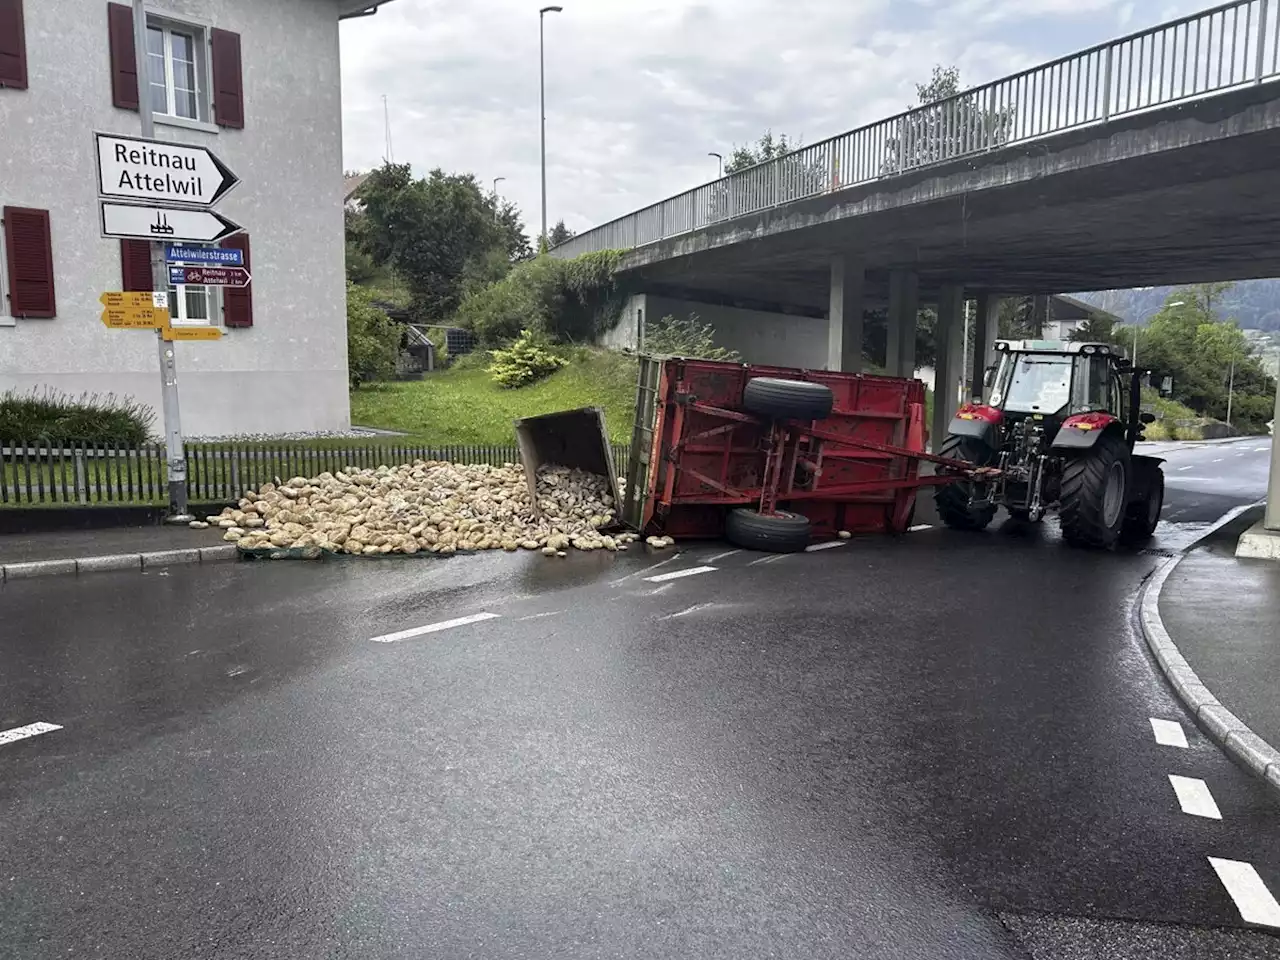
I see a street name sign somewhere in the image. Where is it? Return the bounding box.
[168,265,252,288]
[166,244,244,267]
[163,325,222,341]
[99,291,170,329]
[96,133,239,207]
[100,202,242,243]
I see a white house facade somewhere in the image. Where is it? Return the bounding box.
[0,0,395,436]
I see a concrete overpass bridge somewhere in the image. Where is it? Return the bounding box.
[555,0,1280,465]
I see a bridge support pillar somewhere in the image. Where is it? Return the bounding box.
[886,269,918,378]
[1031,294,1050,336]
[970,293,1001,401]
[826,254,865,373]
[933,285,966,450]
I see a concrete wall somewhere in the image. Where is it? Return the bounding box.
[605,294,828,369]
[0,0,350,436]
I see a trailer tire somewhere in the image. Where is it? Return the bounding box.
[1059,431,1130,549]
[1121,468,1163,545]
[934,435,997,531]
[724,508,811,553]
[742,378,833,421]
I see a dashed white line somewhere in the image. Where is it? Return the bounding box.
[805,541,847,552]
[909,524,934,532]
[1177,465,1194,471]
[1168,775,1222,819]
[0,722,62,746]
[371,612,501,643]
[516,611,563,622]
[644,565,717,583]
[1208,858,1280,927]
[1212,458,1225,463]
[611,553,681,585]
[1149,718,1189,748]
[705,549,742,563]
[660,603,716,620]
[1254,446,1270,453]
[747,554,787,566]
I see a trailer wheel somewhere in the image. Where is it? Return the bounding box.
[1120,468,1164,545]
[934,435,997,531]
[724,508,811,553]
[742,378,834,421]
[1059,432,1130,549]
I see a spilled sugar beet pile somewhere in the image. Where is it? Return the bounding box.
[193,461,653,558]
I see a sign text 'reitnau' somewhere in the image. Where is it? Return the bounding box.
[95,133,240,207]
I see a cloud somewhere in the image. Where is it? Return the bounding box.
[340,0,1197,237]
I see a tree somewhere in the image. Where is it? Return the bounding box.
[351,163,530,321]
[548,220,575,248]
[710,131,827,220]
[882,65,1015,174]
[1067,312,1123,345]
[346,282,403,388]
[645,313,740,361]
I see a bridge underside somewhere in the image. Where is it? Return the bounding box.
[618,85,1280,311]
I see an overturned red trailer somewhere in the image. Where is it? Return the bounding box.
[621,356,977,550]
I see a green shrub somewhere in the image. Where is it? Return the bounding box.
[0,388,155,444]
[487,330,568,388]
[645,312,740,361]
[347,282,403,388]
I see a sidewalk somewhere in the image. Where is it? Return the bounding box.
[1147,504,1280,792]
[0,525,233,580]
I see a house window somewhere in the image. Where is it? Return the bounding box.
[146,21,207,122]
[167,244,217,326]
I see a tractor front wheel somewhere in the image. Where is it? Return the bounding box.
[934,435,998,531]
[1059,432,1130,549]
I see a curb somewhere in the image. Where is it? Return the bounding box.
[1138,550,1280,796]
[0,545,237,583]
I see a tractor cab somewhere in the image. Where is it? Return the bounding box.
[984,340,1130,437]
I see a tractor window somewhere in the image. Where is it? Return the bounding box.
[1072,356,1112,413]
[989,354,1072,413]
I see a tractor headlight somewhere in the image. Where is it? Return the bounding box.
[1082,345,1096,354]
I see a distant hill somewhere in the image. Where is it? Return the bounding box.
[1074,280,1280,332]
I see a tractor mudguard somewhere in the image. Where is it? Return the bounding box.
[1129,454,1165,503]
[945,416,997,447]
[1051,413,1121,450]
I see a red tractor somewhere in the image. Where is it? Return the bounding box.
[935,340,1164,548]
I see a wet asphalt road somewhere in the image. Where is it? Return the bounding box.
[0,439,1277,959]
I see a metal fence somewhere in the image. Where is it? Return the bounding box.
[552,0,1280,259]
[0,441,632,507]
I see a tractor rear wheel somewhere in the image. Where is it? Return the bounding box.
[1121,468,1164,545]
[742,378,834,421]
[1059,432,1130,549]
[724,508,811,553]
[934,435,997,531]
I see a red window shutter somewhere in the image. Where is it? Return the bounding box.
[3,206,56,319]
[0,0,28,90]
[210,28,243,129]
[107,2,138,110]
[221,233,252,327]
[120,240,152,292]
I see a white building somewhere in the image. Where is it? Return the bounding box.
[0,0,395,436]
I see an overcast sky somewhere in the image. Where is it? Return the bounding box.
[339,0,1204,239]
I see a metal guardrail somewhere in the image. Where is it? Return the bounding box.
[1,441,632,506]
[552,0,1280,259]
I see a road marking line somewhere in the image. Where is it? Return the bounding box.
[747,554,787,566]
[644,565,717,583]
[706,549,742,563]
[1149,718,1188,748]
[516,611,563,621]
[1208,858,1280,927]
[611,553,681,585]
[371,612,501,643]
[1212,458,1225,463]
[909,524,934,532]
[1168,775,1222,819]
[0,722,62,747]
[661,602,716,620]
[1177,465,1194,471]
[1254,446,1270,452]
[805,541,847,552]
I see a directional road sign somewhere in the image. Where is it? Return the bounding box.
[96,133,239,207]
[168,265,252,288]
[100,291,170,329]
[100,202,242,243]
[163,325,222,342]
[166,244,244,267]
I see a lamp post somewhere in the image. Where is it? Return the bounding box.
[709,152,723,178]
[492,176,506,222]
[539,5,563,246]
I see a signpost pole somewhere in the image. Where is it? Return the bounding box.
[132,0,191,522]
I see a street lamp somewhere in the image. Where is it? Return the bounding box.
[492,177,506,222]
[539,5,563,245]
[709,152,723,178]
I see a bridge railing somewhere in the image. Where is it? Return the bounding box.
[552,0,1280,259]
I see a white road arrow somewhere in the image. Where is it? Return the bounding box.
[95,133,240,207]
[100,202,243,243]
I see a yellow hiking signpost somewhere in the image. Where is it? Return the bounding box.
[99,291,221,340]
